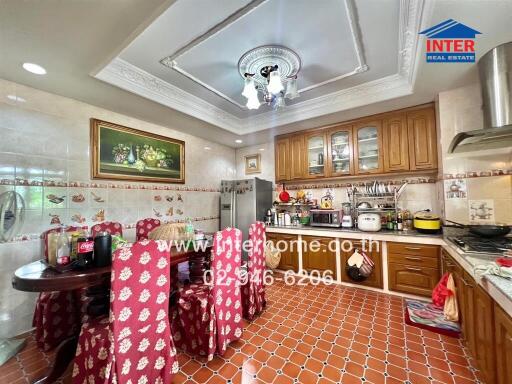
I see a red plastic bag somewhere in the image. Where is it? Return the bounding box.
[432,272,453,308]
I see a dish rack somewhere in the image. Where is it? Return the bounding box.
[349,182,407,218]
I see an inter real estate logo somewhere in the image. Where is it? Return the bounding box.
[419,19,481,63]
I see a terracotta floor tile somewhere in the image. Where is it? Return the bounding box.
[298,369,319,384]
[282,361,301,378]
[341,372,363,384]
[364,368,386,384]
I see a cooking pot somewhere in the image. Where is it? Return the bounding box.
[444,220,511,238]
[413,211,442,234]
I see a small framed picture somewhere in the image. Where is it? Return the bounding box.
[244,154,261,174]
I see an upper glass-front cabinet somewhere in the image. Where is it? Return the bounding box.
[354,121,383,174]
[328,126,353,176]
[306,133,326,177]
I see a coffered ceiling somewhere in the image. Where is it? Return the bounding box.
[95,0,422,135]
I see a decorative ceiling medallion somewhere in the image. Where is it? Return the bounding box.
[238,45,301,84]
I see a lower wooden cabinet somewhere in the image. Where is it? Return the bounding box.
[457,271,477,357]
[340,240,383,288]
[301,236,337,279]
[388,263,439,297]
[494,302,512,384]
[266,233,298,272]
[388,242,440,297]
[474,285,496,384]
[443,250,512,384]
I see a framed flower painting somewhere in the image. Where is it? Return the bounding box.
[90,119,185,183]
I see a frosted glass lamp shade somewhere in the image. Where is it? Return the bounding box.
[284,78,299,99]
[246,93,260,110]
[242,77,257,99]
[267,71,284,94]
[274,95,286,110]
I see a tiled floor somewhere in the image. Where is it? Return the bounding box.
[1,280,482,384]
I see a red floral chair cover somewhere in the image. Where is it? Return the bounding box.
[33,226,84,351]
[33,291,79,351]
[136,218,161,241]
[72,240,178,384]
[242,222,267,320]
[91,221,123,237]
[172,227,243,361]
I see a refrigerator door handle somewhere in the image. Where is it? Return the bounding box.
[232,190,236,228]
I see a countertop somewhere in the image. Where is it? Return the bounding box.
[266,224,512,316]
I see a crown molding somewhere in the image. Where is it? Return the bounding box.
[95,58,242,133]
[94,0,427,135]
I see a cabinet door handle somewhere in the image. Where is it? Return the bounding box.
[405,267,422,272]
[405,256,422,261]
[405,246,421,251]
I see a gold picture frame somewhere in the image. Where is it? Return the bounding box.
[244,154,261,174]
[91,118,185,183]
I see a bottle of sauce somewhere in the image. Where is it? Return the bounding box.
[397,211,403,231]
[77,229,94,268]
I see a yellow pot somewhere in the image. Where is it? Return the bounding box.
[413,212,441,233]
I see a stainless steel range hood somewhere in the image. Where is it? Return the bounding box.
[448,42,512,153]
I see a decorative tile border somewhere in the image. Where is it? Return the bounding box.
[0,178,221,192]
[441,169,512,180]
[281,169,512,190]
[283,177,437,190]
[1,216,221,244]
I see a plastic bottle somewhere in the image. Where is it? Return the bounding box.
[56,226,71,266]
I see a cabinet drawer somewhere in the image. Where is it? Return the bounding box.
[388,263,439,297]
[388,253,439,269]
[388,242,439,258]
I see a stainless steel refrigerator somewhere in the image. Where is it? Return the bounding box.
[220,178,273,241]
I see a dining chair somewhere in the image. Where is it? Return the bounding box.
[136,218,161,241]
[91,221,123,237]
[72,240,178,383]
[172,227,243,361]
[33,226,84,351]
[241,222,267,321]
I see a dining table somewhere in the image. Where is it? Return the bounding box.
[11,241,212,384]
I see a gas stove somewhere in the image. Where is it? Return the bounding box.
[448,235,512,255]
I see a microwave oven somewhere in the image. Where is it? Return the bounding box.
[310,209,343,227]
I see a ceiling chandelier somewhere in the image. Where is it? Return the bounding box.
[238,45,301,110]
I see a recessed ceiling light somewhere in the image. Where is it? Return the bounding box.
[259,148,265,151]
[6,94,26,102]
[235,139,243,144]
[204,146,211,150]
[22,62,46,75]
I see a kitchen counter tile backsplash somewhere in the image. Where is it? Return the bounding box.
[0,78,236,337]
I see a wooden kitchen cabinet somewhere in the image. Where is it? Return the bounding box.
[301,236,337,279]
[474,285,496,384]
[457,271,477,357]
[275,137,290,182]
[266,233,299,272]
[340,240,383,288]
[494,303,512,384]
[327,125,354,176]
[305,132,327,178]
[383,113,409,172]
[388,242,440,297]
[407,107,438,170]
[274,104,437,182]
[289,135,306,180]
[353,120,384,175]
